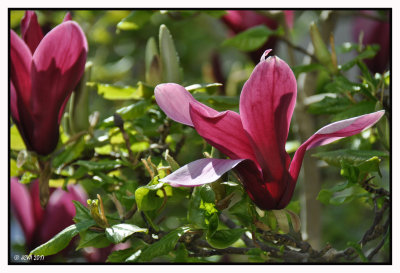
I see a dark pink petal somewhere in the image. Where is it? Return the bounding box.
[234,160,279,210]
[160,158,245,187]
[10,30,32,112]
[10,30,35,150]
[284,10,294,29]
[30,21,87,155]
[63,12,72,22]
[10,81,20,123]
[155,83,218,127]
[189,102,259,165]
[10,178,36,246]
[240,53,297,185]
[20,11,44,54]
[281,111,385,208]
[353,11,389,73]
[39,184,87,244]
[222,10,278,34]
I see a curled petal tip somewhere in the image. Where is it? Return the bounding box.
[260,49,272,62]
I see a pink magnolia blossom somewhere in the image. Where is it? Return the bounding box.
[353,10,390,73]
[10,178,87,250]
[10,11,88,155]
[155,50,384,210]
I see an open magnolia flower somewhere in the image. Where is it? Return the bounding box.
[155,50,384,210]
[10,11,88,156]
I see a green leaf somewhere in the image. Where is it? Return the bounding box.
[76,230,112,250]
[138,227,190,262]
[135,181,165,211]
[332,101,376,121]
[188,187,207,228]
[30,225,78,256]
[193,93,239,110]
[159,24,182,83]
[106,247,138,263]
[75,219,96,232]
[313,149,388,168]
[206,228,245,249]
[292,63,326,78]
[223,25,273,52]
[324,76,362,94]
[310,22,335,73]
[340,45,380,71]
[52,136,86,168]
[10,125,26,150]
[308,96,351,115]
[105,224,147,244]
[228,197,252,226]
[185,83,223,91]
[203,10,227,18]
[317,181,350,205]
[207,213,219,237]
[73,201,92,223]
[94,83,143,100]
[20,171,38,184]
[106,240,147,263]
[117,10,153,31]
[101,100,151,127]
[10,159,21,177]
[74,159,127,171]
[145,37,162,86]
[200,185,216,204]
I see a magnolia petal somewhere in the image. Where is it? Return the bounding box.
[284,11,294,29]
[155,83,218,127]
[10,178,36,246]
[30,21,88,155]
[39,184,87,244]
[10,81,20,123]
[20,11,44,54]
[234,160,279,210]
[63,12,72,22]
[160,158,245,187]
[10,30,35,150]
[281,110,385,208]
[240,54,297,182]
[189,102,259,165]
[10,30,32,112]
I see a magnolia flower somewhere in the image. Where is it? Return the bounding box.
[10,178,87,249]
[353,10,390,73]
[155,50,384,210]
[10,11,88,155]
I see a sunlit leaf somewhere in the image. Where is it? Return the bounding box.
[223,25,274,52]
[138,227,190,262]
[30,225,78,256]
[10,126,26,150]
[117,10,153,31]
[105,224,147,244]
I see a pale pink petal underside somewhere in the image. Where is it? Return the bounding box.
[160,158,245,187]
[282,110,385,208]
[155,83,218,127]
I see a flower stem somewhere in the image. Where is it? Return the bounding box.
[38,159,51,208]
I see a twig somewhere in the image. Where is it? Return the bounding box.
[277,36,319,63]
